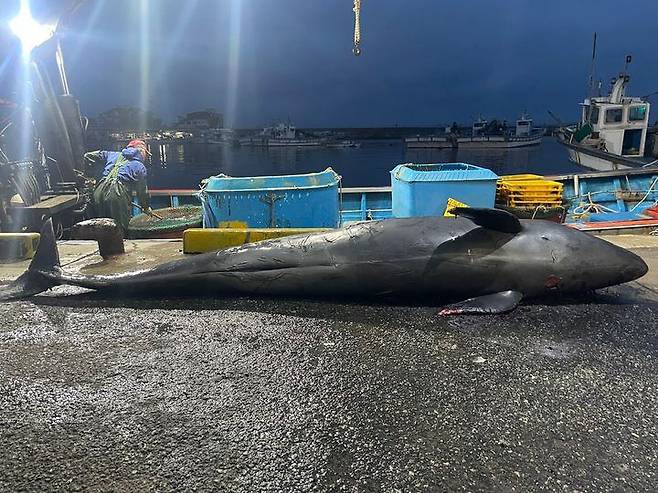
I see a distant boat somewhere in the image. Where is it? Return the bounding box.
[457,114,544,149]
[405,115,543,149]
[198,128,238,146]
[149,166,658,233]
[239,122,321,147]
[556,71,658,171]
[405,130,455,149]
[326,140,361,148]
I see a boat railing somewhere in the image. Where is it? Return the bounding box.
[547,166,658,182]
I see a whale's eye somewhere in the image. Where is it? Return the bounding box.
[541,235,549,241]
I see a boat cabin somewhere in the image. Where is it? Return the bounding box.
[261,122,298,140]
[580,74,650,157]
[515,114,533,137]
[472,118,488,136]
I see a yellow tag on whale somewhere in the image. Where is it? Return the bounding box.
[444,198,469,217]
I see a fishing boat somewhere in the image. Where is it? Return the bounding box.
[405,115,543,149]
[239,122,321,147]
[404,127,455,149]
[547,167,658,232]
[196,128,238,146]
[326,140,361,148]
[456,114,544,149]
[146,166,658,234]
[556,70,658,171]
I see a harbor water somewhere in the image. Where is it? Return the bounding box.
[146,137,582,189]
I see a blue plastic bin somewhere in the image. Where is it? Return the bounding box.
[390,163,498,217]
[199,168,341,228]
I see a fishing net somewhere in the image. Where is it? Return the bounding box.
[128,205,202,238]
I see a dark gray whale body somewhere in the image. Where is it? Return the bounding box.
[0,208,648,314]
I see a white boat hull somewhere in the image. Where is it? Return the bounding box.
[267,140,321,147]
[556,132,654,171]
[406,134,542,149]
[405,137,454,149]
[566,148,631,171]
[240,139,322,147]
[457,135,543,149]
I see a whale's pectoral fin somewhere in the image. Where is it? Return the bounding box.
[438,290,523,315]
[449,207,522,234]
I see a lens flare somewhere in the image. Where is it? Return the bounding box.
[225,0,242,128]
[66,0,108,63]
[10,0,55,59]
[139,0,151,130]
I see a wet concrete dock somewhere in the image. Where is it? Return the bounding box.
[1,236,658,491]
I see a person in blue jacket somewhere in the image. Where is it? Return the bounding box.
[84,139,151,231]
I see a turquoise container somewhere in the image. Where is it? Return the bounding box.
[200,168,341,228]
[390,163,498,217]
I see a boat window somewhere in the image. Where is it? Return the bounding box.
[589,106,600,124]
[622,129,643,155]
[605,108,623,124]
[629,105,647,121]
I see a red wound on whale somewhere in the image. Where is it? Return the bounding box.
[545,275,562,288]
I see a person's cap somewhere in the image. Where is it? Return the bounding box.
[127,139,151,156]
[128,139,147,148]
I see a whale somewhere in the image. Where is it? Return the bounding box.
[0,208,648,314]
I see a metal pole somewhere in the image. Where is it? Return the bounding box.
[588,32,597,98]
[55,39,70,95]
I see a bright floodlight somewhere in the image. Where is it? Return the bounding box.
[10,1,55,58]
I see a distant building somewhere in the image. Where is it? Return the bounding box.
[85,106,164,148]
[91,106,163,132]
[176,110,223,131]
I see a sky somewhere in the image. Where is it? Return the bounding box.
[1,0,658,128]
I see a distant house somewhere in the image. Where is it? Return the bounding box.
[92,106,163,132]
[83,107,165,148]
[176,110,223,131]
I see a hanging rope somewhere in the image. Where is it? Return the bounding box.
[572,192,619,217]
[630,176,658,211]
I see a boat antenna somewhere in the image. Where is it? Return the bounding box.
[353,0,362,56]
[587,32,597,99]
[623,54,632,77]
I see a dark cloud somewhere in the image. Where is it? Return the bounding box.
[2,0,657,126]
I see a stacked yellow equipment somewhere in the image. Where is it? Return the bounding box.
[496,174,564,208]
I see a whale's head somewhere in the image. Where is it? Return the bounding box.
[511,220,648,294]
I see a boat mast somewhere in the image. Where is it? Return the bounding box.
[588,32,597,99]
[585,32,597,123]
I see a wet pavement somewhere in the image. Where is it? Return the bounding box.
[1,238,658,492]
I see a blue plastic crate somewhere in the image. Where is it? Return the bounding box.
[199,168,341,228]
[390,163,498,218]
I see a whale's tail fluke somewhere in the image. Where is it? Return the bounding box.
[0,219,61,300]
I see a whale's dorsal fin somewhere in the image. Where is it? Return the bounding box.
[450,207,522,234]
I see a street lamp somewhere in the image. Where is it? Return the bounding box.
[10,0,55,59]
